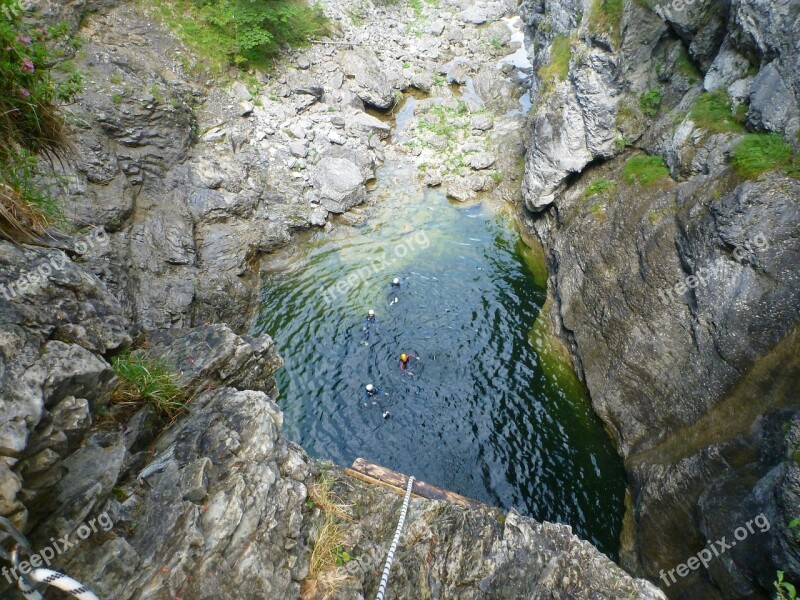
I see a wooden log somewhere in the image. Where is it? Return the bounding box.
[349,458,483,510]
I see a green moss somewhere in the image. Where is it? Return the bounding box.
[639,88,663,117]
[623,155,670,186]
[538,35,571,91]
[732,133,796,179]
[690,90,746,134]
[676,48,700,84]
[588,0,623,47]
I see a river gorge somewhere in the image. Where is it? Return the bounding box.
[0,0,798,598]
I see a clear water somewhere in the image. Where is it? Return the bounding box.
[252,161,626,557]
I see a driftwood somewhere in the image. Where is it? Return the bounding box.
[346,458,483,510]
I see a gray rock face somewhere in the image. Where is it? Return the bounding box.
[521,0,800,596]
[312,157,367,213]
[341,48,398,110]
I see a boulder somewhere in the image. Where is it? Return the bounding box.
[312,157,367,213]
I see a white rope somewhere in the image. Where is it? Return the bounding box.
[18,567,100,600]
[374,475,415,600]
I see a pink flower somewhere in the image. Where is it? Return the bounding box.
[19,87,30,98]
[16,36,31,45]
[20,57,34,72]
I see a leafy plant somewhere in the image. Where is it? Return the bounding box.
[623,155,670,186]
[583,177,615,198]
[148,0,329,70]
[639,88,663,117]
[776,571,797,600]
[732,133,796,179]
[690,90,745,134]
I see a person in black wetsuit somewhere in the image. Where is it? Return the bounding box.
[362,384,390,418]
[388,277,401,305]
[361,309,380,345]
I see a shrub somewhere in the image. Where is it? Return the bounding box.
[639,88,663,117]
[623,155,670,186]
[151,0,329,70]
[732,133,795,179]
[111,350,188,419]
[0,7,83,240]
[690,90,745,134]
[588,0,624,47]
[538,35,571,91]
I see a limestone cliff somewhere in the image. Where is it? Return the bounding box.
[0,0,665,598]
[520,0,800,597]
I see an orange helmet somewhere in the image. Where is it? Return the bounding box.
[400,354,408,361]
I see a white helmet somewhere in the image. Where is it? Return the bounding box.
[368,309,375,316]
[366,384,374,392]
[393,277,400,285]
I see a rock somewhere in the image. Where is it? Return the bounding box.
[231,82,252,102]
[312,157,367,213]
[347,112,392,139]
[444,57,471,84]
[459,6,487,24]
[748,62,800,135]
[203,126,226,142]
[471,114,493,131]
[445,178,477,202]
[340,49,398,109]
[468,152,496,170]
[239,101,254,116]
[147,324,284,397]
[328,131,347,145]
[428,20,445,36]
[289,140,309,158]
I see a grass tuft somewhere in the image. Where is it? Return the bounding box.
[0,13,81,241]
[588,0,624,47]
[732,133,796,179]
[538,35,571,91]
[111,350,188,420]
[623,155,670,186]
[690,90,745,134]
